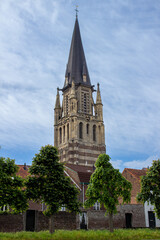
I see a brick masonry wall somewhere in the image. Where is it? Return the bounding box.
[87,210,124,230]
[54,212,77,230]
[87,204,145,229]
[0,205,145,232]
[36,211,77,231]
[120,204,146,228]
[35,211,49,231]
[0,214,24,232]
[0,211,78,232]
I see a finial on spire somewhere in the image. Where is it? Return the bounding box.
[75,5,79,18]
[57,87,59,94]
[96,83,102,104]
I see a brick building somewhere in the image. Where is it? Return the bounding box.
[122,168,160,228]
[0,164,148,232]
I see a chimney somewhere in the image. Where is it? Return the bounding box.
[24,163,27,170]
[142,167,148,170]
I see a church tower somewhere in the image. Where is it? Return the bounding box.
[54,16,106,166]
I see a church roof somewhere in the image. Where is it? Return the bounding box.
[123,168,147,181]
[65,163,94,185]
[64,18,91,89]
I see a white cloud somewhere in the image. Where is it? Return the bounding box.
[124,155,159,170]
[111,160,123,170]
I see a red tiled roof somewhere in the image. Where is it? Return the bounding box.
[64,166,81,189]
[16,163,93,188]
[122,168,148,204]
[124,168,147,181]
[17,165,30,178]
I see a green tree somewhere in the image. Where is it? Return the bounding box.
[25,145,81,233]
[137,160,160,218]
[85,154,132,232]
[0,157,28,213]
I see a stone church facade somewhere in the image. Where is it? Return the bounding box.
[54,17,106,166]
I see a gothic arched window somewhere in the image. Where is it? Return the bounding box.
[63,126,65,142]
[84,93,87,113]
[67,123,69,140]
[72,119,74,131]
[72,102,74,111]
[86,123,89,135]
[79,122,83,139]
[98,125,101,144]
[66,95,68,115]
[93,125,96,142]
[59,127,62,144]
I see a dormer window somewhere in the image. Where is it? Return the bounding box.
[65,77,68,85]
[83,74,87,82]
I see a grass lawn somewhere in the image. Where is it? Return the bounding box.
[0,229,160,240]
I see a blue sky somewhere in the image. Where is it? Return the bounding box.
[0,0,160,171]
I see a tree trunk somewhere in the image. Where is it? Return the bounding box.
[109,212,114,232]
[49,215,55,233]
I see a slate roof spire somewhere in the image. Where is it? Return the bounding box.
[64,17,91,89]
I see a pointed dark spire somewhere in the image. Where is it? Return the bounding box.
[64,18,91,89]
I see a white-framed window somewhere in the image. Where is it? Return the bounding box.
[60,206,66,211]
[0,205,9,211]
[93,201,100,210]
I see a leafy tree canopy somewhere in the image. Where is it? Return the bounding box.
[85,154,132,232]
[0,157,28,213]
[85,154,132,214]
[26,145,81,216]
[137,160,160,218]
